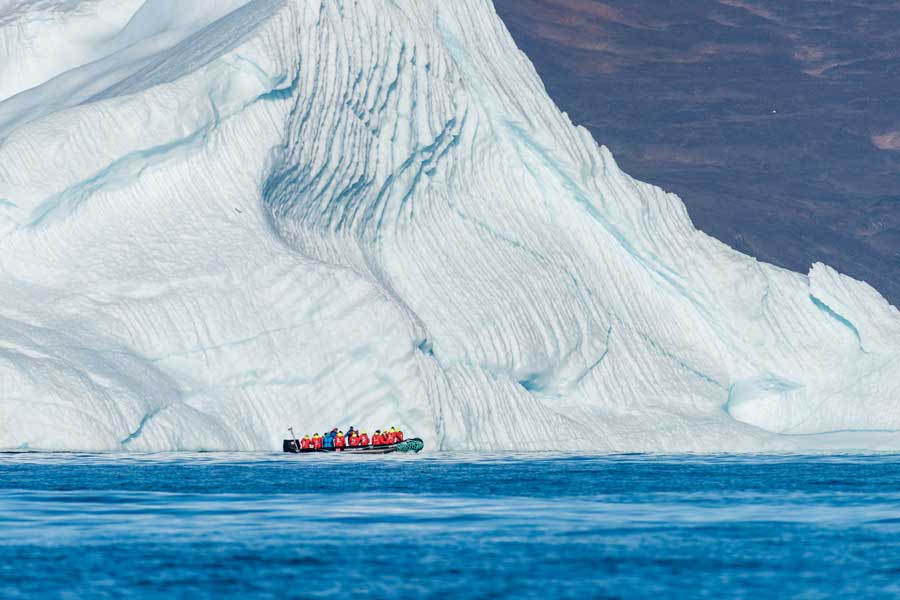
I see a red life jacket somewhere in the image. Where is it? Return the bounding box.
[312,436,323,449]
[395,431,403,442]
[358,434,370,446]
[373,434,383,446]
[300,438,310,449]
[386,432,397,444]
[335,434,345,448]
[348,435,359,447]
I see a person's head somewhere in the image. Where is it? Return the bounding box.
[338,430,343,435]
[313,433,319,437]
[362,431,367,435]
[375,429,380,434]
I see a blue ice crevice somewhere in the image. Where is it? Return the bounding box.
[808,294,865,352]
[635,330,724,390]
[503,121,684,289]
[120,408,163,446]
[31,55,293,227]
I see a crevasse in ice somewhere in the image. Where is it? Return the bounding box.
[0,0,898,451]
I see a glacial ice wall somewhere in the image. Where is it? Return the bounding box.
[0,0,898,452]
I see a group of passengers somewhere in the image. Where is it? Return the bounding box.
[298,426,404,450]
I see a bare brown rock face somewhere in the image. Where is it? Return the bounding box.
[495,0,900,306]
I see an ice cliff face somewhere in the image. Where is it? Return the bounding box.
[1,0,898,452]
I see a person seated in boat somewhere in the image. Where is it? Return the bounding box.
[394,428,403,442]
[348,431,359,447]
[300,435,311,450]
[312,433,323,449]
[334,430,346,449]
[372,430,382,445]
[358,431,370,446]
[346,426,356,439]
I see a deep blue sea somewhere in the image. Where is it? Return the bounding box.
[2,453,900,599]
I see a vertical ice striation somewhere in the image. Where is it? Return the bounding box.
[0,0,898,451]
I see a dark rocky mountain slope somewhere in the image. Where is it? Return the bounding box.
[495,0,900,306]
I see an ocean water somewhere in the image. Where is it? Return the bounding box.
[2,453,900,598]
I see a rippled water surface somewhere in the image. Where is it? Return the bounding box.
[2,453,900,598]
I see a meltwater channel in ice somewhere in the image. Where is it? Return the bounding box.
[0,0,898,452]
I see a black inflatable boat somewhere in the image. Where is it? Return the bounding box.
[283,438,424,454]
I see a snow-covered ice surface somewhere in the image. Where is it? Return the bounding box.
[0,0,898,452]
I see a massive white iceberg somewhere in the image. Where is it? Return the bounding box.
[0,0,898,452]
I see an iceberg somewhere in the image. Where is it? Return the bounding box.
[0,0,898,452]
